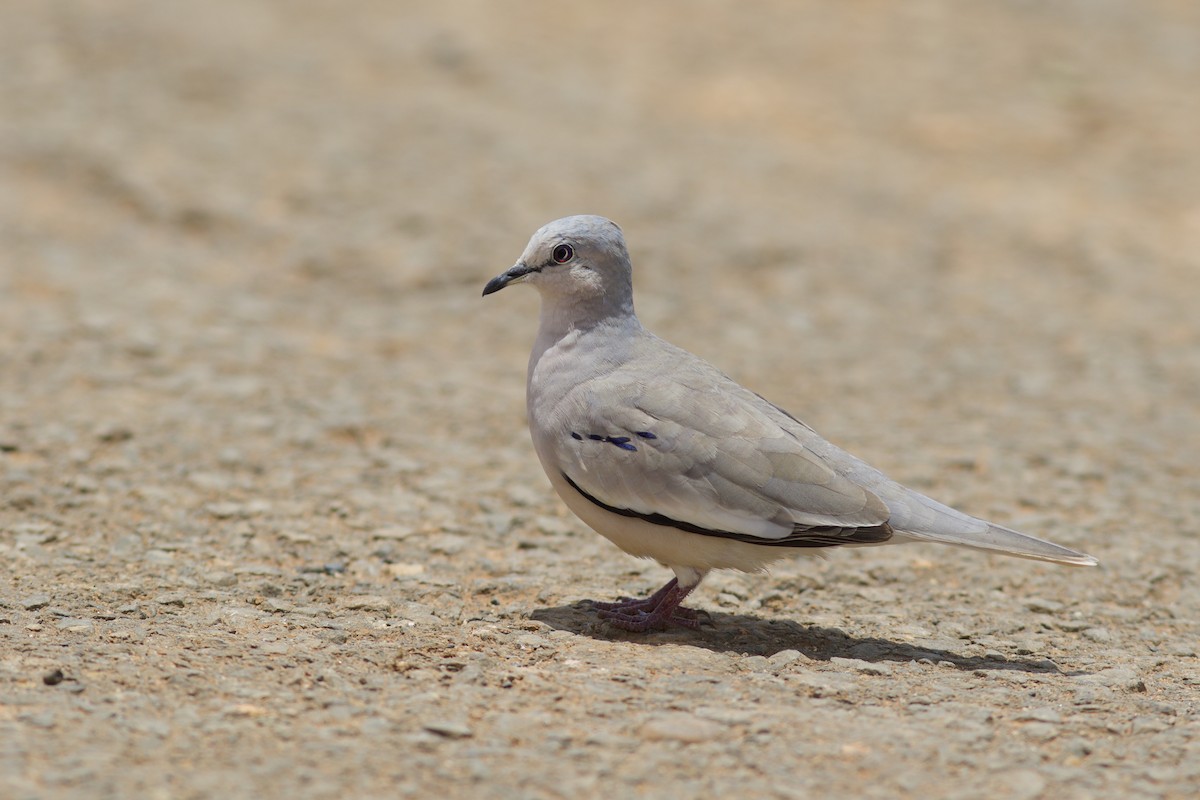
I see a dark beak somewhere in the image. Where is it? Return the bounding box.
[482,263,538,297]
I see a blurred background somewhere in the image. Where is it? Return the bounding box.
[5,0,1197,548]
[2,1,1198,797]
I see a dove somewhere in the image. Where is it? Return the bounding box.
[483,215,1097,631]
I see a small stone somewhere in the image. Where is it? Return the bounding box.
[17,523,60,544]
[423,720,473,739]
[340,596,392,612]
[395,602,440,625]
[514,633,549,650]
[56,618,94,632]
[1082,666,1145,691]
[205,502,246,519]
[994,769,1047,800]
[741,655,771,672]
[1056,620,1091,632]
[95,423,133,443]
[767,649,808,672]
[640,713,725,743]
[1131,715,1170,733]
[43,669,65,686]
[1015,707,1062,724]
[694,706,756,726]
[145,549,175,565]
[386,562,425,577]
[1081,627,1112,643]
[67,474,99,494]
[205,571,238,587]
[1062,737,1093,757]
[1024,598,1064,614]
[830,657,893,676]
[154,592,188,607]
[372,526,417,540]
[505,485,544,507]
[265,599,295,613]
[19,712,56,729]
[225,704,269,717]
[21,595,52,610]
[1018,722,1059,742]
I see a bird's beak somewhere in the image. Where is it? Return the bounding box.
[482,263,538,297]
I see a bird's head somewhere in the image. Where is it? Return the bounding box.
[483,216,633,312]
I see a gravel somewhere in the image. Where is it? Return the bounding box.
[2,2,1199,799]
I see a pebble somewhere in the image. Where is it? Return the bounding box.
[1024,598,1065,614]
[830,657,894,676]
[514,633,549,650]
[95,423,134,442]
[56,618,94,632]
[767,649,808,672]
[423,720,473,739]
[640,713,725,743]
[694,706,757,726]
[1019,721,1059,741]
[21,594,52,610]
[1082,627,1113,643]
[993,768,1047,800]
[205,501,247,519]
[372,526,417,540]
[205,571,238,587]
[1015,707,1062,724]
[18,712,56,729]
[340,596,392,612]
[505,485,544,507]
[1080,667,1146,691]
[740,655,771,672]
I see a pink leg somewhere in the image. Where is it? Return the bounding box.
[590,578,703,631]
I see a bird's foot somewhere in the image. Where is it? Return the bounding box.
[591,578,703,631]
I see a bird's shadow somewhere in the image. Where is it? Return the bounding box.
[531,602,1070,675]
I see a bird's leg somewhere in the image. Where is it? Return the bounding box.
[592,577,703,631]
[590,578,679,613]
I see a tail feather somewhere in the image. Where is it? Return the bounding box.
[883,485,1098,567]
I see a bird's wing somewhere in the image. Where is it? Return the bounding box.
[546,361,892,548]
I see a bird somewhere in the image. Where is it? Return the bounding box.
[483,215,1097,632]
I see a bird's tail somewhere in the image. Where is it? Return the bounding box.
[885,486,1098,566]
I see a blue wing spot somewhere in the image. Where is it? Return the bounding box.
[635,431,657,439]
[577,432,639,451]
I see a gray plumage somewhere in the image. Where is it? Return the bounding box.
[484,215,1097,630]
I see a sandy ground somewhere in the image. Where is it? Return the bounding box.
[2,2,1199,798]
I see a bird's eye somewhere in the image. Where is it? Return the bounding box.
[552,244,574,264]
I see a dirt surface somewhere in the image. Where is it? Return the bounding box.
[3,2,1199,798]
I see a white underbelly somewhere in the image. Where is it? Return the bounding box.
[542,468,803,574]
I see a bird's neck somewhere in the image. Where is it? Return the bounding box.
[529,295,640,377]
[535,289,636,341]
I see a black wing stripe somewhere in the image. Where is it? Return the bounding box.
[562,472,892,549]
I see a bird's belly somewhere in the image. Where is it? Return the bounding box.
[541,467,800,574]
